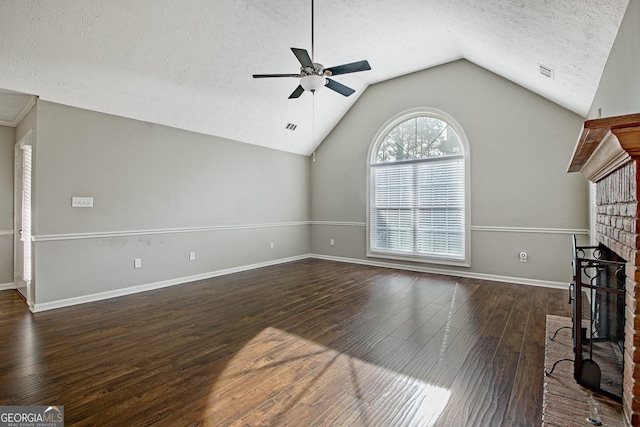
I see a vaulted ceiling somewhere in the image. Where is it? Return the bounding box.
[0,0,629,155]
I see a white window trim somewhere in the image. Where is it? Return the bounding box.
[366,107,471,267]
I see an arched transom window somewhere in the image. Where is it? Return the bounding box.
[368,109,470,265]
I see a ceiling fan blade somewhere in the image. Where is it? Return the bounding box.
[288,85,305,99]
[324,60,371,76]
[291,48,314,69]
[253,73,300,78]
[325,78,355,97]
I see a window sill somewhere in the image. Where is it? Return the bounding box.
[367,251,471,268]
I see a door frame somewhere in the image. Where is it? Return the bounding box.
[13,129,33,309]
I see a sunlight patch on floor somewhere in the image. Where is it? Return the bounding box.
[204,326,450,425]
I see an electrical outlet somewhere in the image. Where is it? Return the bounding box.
[134,258,142,268]
[330,239,335,246]
[519,252,528,263]
[270,242,275,249]
[189,251,196,261]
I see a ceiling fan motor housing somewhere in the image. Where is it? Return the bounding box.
[300,63,326,76]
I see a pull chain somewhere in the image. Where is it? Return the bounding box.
[312,92,316,162]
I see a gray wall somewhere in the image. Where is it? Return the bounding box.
[311,59,587,285]
[0,125,15,285]
[31,101,310,307]
[18,35,631,306]
[588,0,640,119]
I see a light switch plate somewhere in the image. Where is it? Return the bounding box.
[72,196,94,208]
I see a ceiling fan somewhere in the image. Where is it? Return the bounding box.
[252,0,371,99]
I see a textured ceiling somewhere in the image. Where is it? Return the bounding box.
[0,0,629,155]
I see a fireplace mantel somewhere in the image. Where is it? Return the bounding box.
[568,113,640,182]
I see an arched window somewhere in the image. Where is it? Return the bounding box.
[367,108,470,266]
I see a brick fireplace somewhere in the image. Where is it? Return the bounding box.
[569,113,640,426]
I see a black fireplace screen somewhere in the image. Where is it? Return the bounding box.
[571,236,625,400]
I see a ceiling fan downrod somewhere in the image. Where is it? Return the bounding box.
[311,0,315,63]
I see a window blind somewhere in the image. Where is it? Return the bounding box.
[370,156,464,260]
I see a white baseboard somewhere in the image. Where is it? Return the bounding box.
[32,255,309,312]
[0,282,16,291]
[31,252,568,312]
[310,254,569,290]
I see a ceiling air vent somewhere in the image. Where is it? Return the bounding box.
[285,123,298,131]
[539,64,554,79]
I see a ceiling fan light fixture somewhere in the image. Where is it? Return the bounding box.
[300,74,326,92]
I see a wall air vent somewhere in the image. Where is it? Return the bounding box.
[285,123,297,131]
[539,64,554,79]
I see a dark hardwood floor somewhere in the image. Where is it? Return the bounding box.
[0,259,571,426]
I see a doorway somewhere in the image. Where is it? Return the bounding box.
[14,130,32,306]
